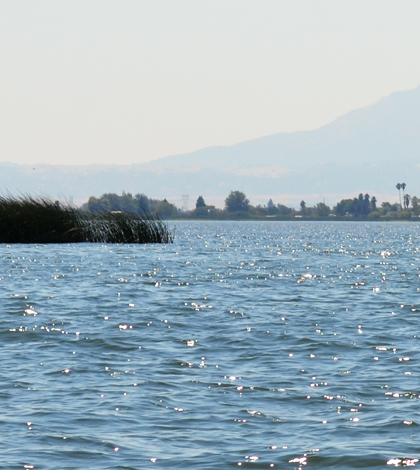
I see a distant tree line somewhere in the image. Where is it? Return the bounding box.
[335,193,377,217]
[83,186,420,220]
[85,192,179,218]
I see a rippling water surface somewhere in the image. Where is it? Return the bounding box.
[2,221,420,469]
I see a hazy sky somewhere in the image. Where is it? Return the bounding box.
[1,0,420,166]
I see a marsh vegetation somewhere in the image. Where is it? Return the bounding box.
[0,195,172,244]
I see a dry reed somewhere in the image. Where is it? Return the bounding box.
[0,195,172,244]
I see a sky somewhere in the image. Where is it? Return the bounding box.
[1,0,420,166]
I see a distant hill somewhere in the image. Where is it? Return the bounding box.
[1,86,419,207]
[145,85,420,170]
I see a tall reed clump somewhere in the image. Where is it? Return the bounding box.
[0,195,173,244]
[82,210,173,244]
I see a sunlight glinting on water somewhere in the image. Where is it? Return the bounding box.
[1,221,420,469]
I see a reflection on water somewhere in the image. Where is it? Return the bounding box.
[1,221,420,469]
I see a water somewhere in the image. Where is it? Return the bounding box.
[1,221,420,469]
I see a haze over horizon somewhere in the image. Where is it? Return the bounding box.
[1,1,420,167]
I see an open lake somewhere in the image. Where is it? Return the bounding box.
[2,221,420,469]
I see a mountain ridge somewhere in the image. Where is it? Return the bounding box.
[142,85,420,170]
[1,86,419,206]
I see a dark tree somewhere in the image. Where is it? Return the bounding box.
[316,202,330,217]
[363,193,370,216]
[401,183,407,208]
[371,196,377,211]
[134,193,150,213]
[196,196,206,209]
[225,191,249,212]
[277,204,293,216]
[381,201,400,215]
[300,200,306,212]
[156,199,178,218]
[412,196,419,215]
[355,193,363,216]
[396,183,402,209]
[335,194,377,217]
[335,198,353,216]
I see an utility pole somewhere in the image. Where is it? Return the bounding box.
[181,194,189,212]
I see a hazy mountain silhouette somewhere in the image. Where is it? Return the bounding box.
[144,85,420,170]
[1,86,419,205]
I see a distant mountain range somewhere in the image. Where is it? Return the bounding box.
[1,86,419,208]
